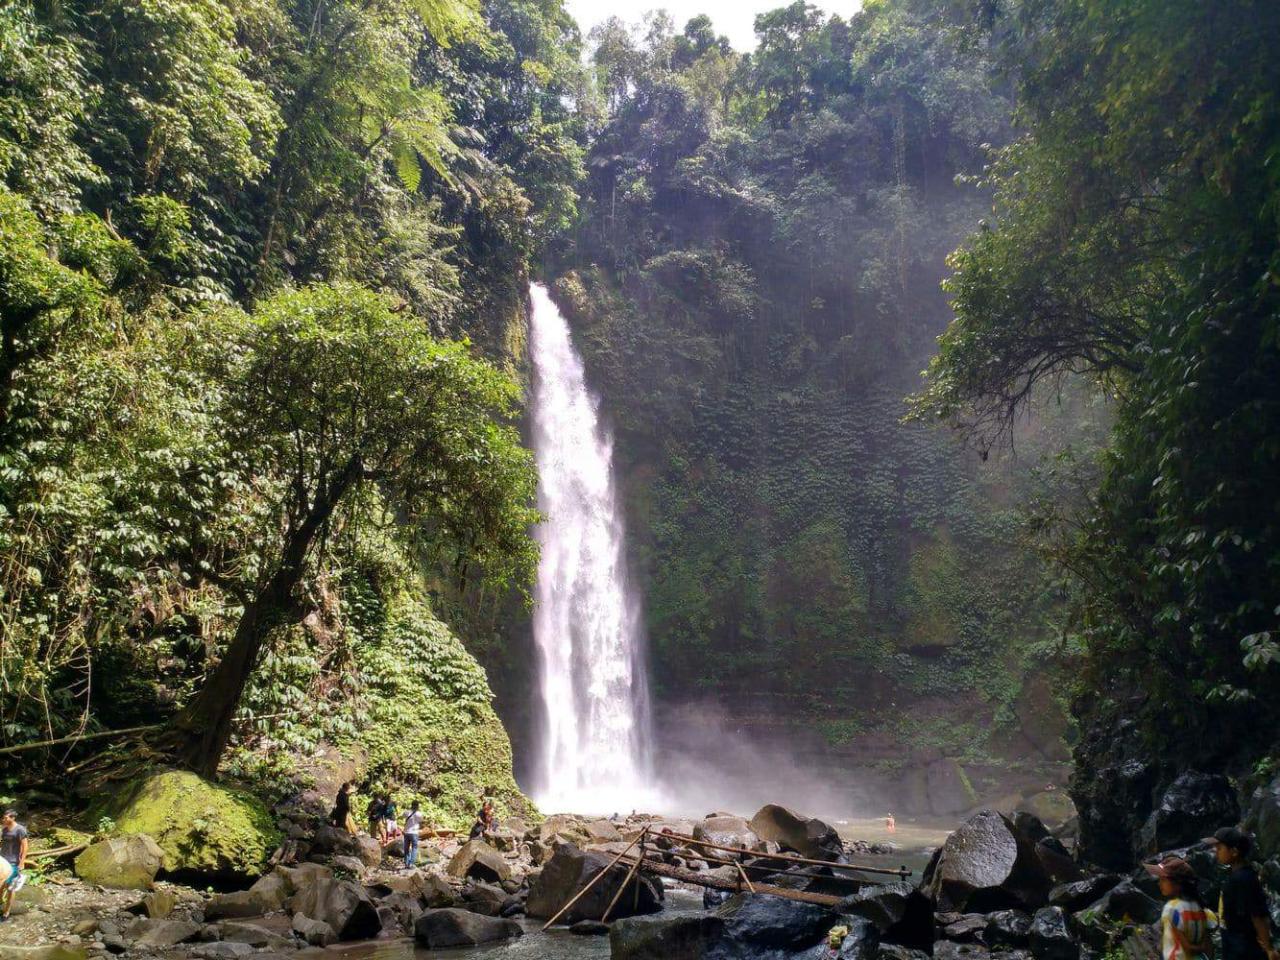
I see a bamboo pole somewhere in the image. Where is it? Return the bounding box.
[600,828,648,923]
[541,832,646,931]
[733,859,757,894]
[660,830,910,879]
[615,853,845,907]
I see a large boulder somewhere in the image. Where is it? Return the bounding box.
[1245,773,1280,862]
[715,892,837,952]
[413,908,523,948]
[526,843,663,923]
[74,835,165,890]
[584,819,624,844]
[1082,878,1161,925]
[311,825,360,858]
[748,804,842,859]
[289,876,381,940]
[291,913,336,946]
[124,917,201,947]
[984,909,1033,948]
[1030,907,1079,960]
[103,769,279,881]
[609,915,726,960]
[1139,772,1239,854]
[203,888,280,920]
[447,838,511,883]
[838,880,934,949]
[694,815,759,851]
[1048,875,1120,912]
[925,810,1053,913]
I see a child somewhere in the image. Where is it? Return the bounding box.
[1145,855,1212,960]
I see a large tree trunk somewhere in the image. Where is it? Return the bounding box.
[169,456,362,777]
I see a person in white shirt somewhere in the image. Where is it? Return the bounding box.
[402,800,425,869]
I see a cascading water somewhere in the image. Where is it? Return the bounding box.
[528,283,657,814]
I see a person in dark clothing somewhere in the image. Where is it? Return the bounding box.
[1205,827,1277,960]
[332,781,356,834]
[1,810,28,921]
[468,799,496,840]
[367,794,387,840]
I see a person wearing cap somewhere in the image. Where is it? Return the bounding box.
[1206,828,1277,960]
[1145,855,1212,960]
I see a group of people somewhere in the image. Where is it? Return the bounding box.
[1149,827,1276,960]
[329,782,499,870]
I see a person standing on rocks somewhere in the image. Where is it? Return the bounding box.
[332,781,357,835]
[403,800,424,869]
[1206,828,1278,960]
[1145,855,1211,960]
[0,810,28,922]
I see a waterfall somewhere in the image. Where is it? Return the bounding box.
[528,284,656,814]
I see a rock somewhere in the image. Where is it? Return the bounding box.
[125,917,201,947]
[218,921,293,949]
[1035,837,1084,884]
[289,876,381,940]
[926,759,981,816]
[539,815,591,844]
[332,854,366,874]
[570,919,611,935]
[584,820,623,844]
[462,881,512,916]
[1139,772,1239,855]
[748,803,842,859]
[75,835,165,890]
[609,915,726,960]
[881,946,932,960]
[246,870,291,910]
[935,942,992,960]
[1049,875,1120,912]
[381,891,427,933]
[203,888,278,921]
[413,907,523,947]
[1019,791,1078,830]
[715,891,835,951]
[72,917,98,937]
[838,880,934,949]
[1083,878,1161,925]
[0,949,89,960]
[103,769,279,881]
[1071,711,1161,870]
[191,943,255,959]
[1245,773,1280,861]
[291,913,336,946]
[1030,907,1079,960]
[984,909,1033,948]
[526,843,663,923]
[355,835,383,867]
[447,838,511,883]
[693,815,759,850]
[311,824,360,857]
[940,914,988,942]
[834,916,882,960]
[925,810,1053,912]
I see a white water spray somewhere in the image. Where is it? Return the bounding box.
[528,284,658,814]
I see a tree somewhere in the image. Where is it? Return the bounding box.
[169,283,537,775]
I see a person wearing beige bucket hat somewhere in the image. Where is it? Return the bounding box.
[1145,855,1212,960]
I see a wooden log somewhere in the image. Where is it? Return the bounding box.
[616,853,845,907]
[661,830,909,879]
[600,833,647,923]
[540,830,646,931]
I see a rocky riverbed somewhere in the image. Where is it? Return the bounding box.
[5,769,1278,960]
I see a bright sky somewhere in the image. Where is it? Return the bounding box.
[565,1,864,52]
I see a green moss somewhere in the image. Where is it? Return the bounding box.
[105,768,280,880]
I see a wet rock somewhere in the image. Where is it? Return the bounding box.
[413,907,523,947]
[125,917,201,947]
[838,880,935,949]
[748,804,842,859]
[291,912,336,946]
[925,810,1054,913]
[694,816,759,851]
[1083,879,1161,925]
[609,915,726,960]
[833,916,882,960]
[1035,837,1084,884]
[715,891,834,951]
[934,941,992,960]
[1139,772,1239,855]
[1072,710,1161,870]
[984,909,1033,948]
[570,919,611,935]
[1030,907,1079,960]
[939,913,987,942]
[462,881,512,916]
[526,843,662,923]
[289,876,381,940]
[1048,875,1120,912]
[380,891,427,933]
[881,945,932,960]
[447,839,511,884]
[75,835,165,891]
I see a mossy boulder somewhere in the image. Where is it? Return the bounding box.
[103,769,280,881]
[74,834,164,890]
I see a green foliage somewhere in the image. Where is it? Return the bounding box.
[912,0,1280,772]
